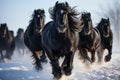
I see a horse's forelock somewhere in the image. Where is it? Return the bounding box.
[49,2,72,20]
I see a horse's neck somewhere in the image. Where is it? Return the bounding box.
[97,22,102,31]
[27,23,35,35]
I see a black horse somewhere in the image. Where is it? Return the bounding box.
[24,9,47,70]
[0,23,15,62]
[15,28,26,55]
[78,12,101,64]
[41,1,82,79]
[96,18,113,63]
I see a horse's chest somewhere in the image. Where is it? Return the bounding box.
[52,38,70,49]
[102,37,112,48]
[30,35,42,49]
[0,38,8,49]
[80,35,93,46]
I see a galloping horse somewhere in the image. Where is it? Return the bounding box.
[96,18,113,63]
[15,28,26,55]
[41,1,82,79]
[24,9,47,70]
[0,23,15,62]
[78,12,101,64]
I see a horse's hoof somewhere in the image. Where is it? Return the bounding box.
[53,71,62,79]
[35,62,43,71]
[105,55,111,62]
[91,58,95,63]
[63,67,72,76]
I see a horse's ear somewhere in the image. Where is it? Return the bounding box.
[107,18,110,25]
[55,1,58,6]
[4,23,7,26]
[107,18,109,21]
[88,12,91,17]
[101,18,104,21]
[41,10,45,14]
[65,1,69,6]
[34,10,36,13]
[82,13,84,17]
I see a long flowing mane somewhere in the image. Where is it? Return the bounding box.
[49,2,81,32]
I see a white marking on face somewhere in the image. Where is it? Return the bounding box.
[37,15,40,18]
[60,10,64,14]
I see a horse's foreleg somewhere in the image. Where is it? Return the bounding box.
[23,49,24,55]
[82,48,91,63]
[0,51,4,62]
[45,49,62,79]
[105,47,112,62]
[78,48,84,60]
[18,48,21,55]
[32,51,42,70]
[51,59,62,79]
[40,50,47,63]
[91,50,96,63]
[62,52,74,76]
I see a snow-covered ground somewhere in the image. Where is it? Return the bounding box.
[0,49,120,80]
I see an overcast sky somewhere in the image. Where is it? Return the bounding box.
[0,0,116,35]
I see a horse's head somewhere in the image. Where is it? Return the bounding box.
[81,12,92,35]
[17,28,24,38]
[0,23,9,38]
[33,9,45,33]
[100,18,110,37]
[51,1,70,33]
[9,30,14,37]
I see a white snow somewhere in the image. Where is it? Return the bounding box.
[0,49,120,80]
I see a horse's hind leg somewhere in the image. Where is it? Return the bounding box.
[62,52,74,76]
[91,50,96,63]
[105,46,112,62]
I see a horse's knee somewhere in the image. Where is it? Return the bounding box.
[91,57,95,63]
[62,65,72,76]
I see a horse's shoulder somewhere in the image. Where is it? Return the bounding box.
[43,21,53,31]
[45,21,53,27]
